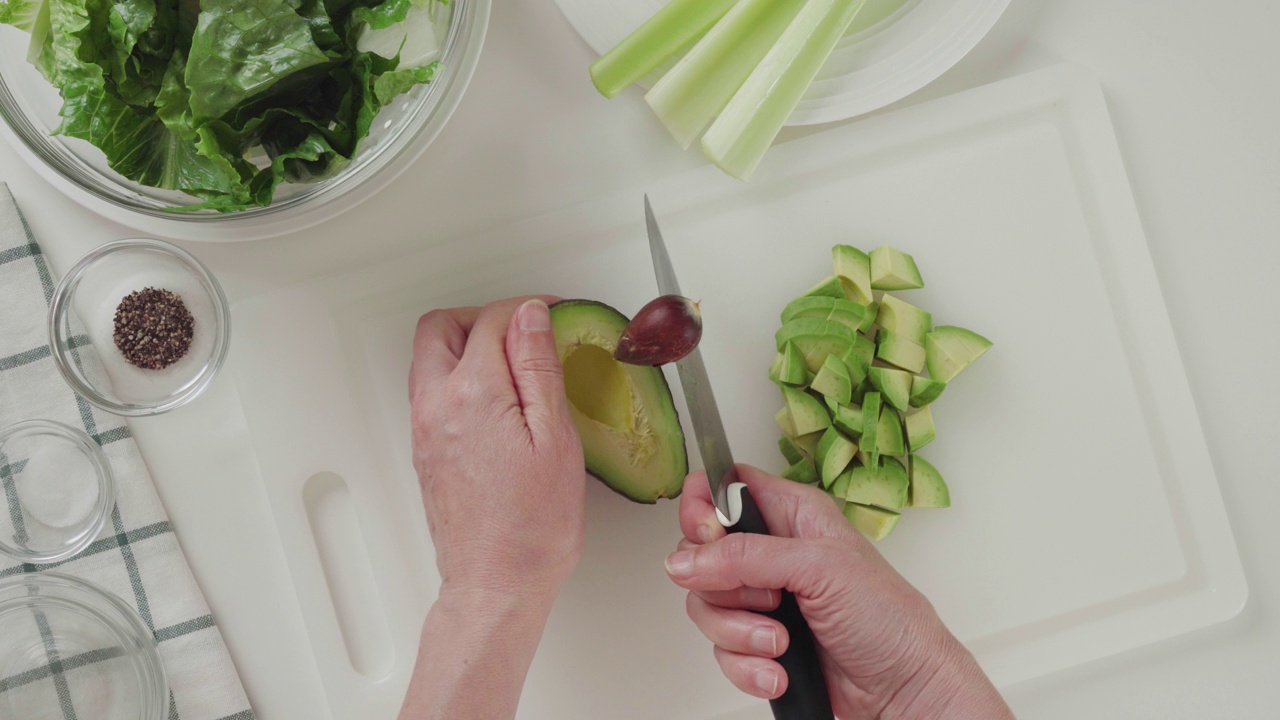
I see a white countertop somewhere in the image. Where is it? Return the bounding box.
[2,0,1278,717]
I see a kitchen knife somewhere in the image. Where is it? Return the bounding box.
[644,196,835,720]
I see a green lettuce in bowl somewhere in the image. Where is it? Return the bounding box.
[0,0,446,211]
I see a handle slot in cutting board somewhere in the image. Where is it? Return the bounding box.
[303,471,395,680]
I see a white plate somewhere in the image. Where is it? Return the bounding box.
[555,0,1011,125]
[221,65,1244,719]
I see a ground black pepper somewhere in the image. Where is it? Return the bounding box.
[113,288,195,370]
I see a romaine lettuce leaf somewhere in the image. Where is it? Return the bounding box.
[185,0,332,122]
[0,0,44,30]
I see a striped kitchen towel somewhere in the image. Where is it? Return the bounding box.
[0,184,255,720]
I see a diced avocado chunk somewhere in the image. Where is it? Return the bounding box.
[925,326,993,383]
[862,392,881,466]
[775,406,798,437]
[816,427,857,488]
[844,503,901,540]
[850,378,870,404]
[782,387,831,436]
[830,469,852,499]
[782,457,819,484]
[792,431,820,458]
[876,330,927,374]
[832,244,873,304]
[876,295,932,345]
[770,341,810,386]
[905,407,936,451]
[909,376,946,407]
[852,333,876,367]
[869,366,912,412]
[778,435,807,465]
[811,355,852,405]
[781,296,868,334]
[869,246,924,290]
[876,407,906,457]
[859,301,879,333]
[839,349,869,386]
[781,296,837,323]
[804,275,846,299]
[777,318,858,349]
[829,401,862,437]
[845,460,908,510]
[775,319,857,373]
[909,455,950,508]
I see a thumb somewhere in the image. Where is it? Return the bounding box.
[664,532,846,600]
[506,299,572,442]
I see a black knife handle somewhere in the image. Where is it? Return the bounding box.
[722,483,835,720]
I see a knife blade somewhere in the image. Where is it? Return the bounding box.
[643,196,835,720]
[645,196,738,519]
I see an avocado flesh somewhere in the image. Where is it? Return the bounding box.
[905,407,936,451]
[909,455,951,508]
[876,408,906,456]
[909,376,946,407]
[816,427,857,487]
[811,355,852,405]
[552,301,688,503]
[783,457,819,484]
[843,502,901,540]
[876,294,932,345]
[804,275,846,299]
[832,244,873,304]
[870,246,924,290]
[869,366,913,411]
[846,459,908,510]
[783,386,831,435]
[876,330,927,374]
[925,326,993,383]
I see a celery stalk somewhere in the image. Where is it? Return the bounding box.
[590,0,739,100]
[703,0,868,180]
[645,0,807,149]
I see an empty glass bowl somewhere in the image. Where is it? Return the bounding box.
[0,420,114,564]
[49,239,230,416]
[0,573,167,720]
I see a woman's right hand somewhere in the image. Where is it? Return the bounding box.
[665,466,1014,720]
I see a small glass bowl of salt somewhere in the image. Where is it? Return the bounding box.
[0,420,114,564]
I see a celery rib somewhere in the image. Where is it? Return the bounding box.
[589,0,740,100]
[702,0,868,180]
[644,0,807,149]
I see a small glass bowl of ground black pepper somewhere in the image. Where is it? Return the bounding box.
[48,239,230,416]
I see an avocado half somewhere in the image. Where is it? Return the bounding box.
[550,300,689,503]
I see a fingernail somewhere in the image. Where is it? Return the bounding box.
[755,669,779,696]
[518,300,551,332]
[750,627,778,656]
[741,587,778,609]
[664,550,694,578]
[696,521,718,544]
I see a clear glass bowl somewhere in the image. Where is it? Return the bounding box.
[49,239,230,416]
[0,0,490,242]
[0,420,114,564]
[0,573,167,720]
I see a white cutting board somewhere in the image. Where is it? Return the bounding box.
[229,65,1245,720]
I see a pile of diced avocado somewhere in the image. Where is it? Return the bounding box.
[769,245,991,540]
